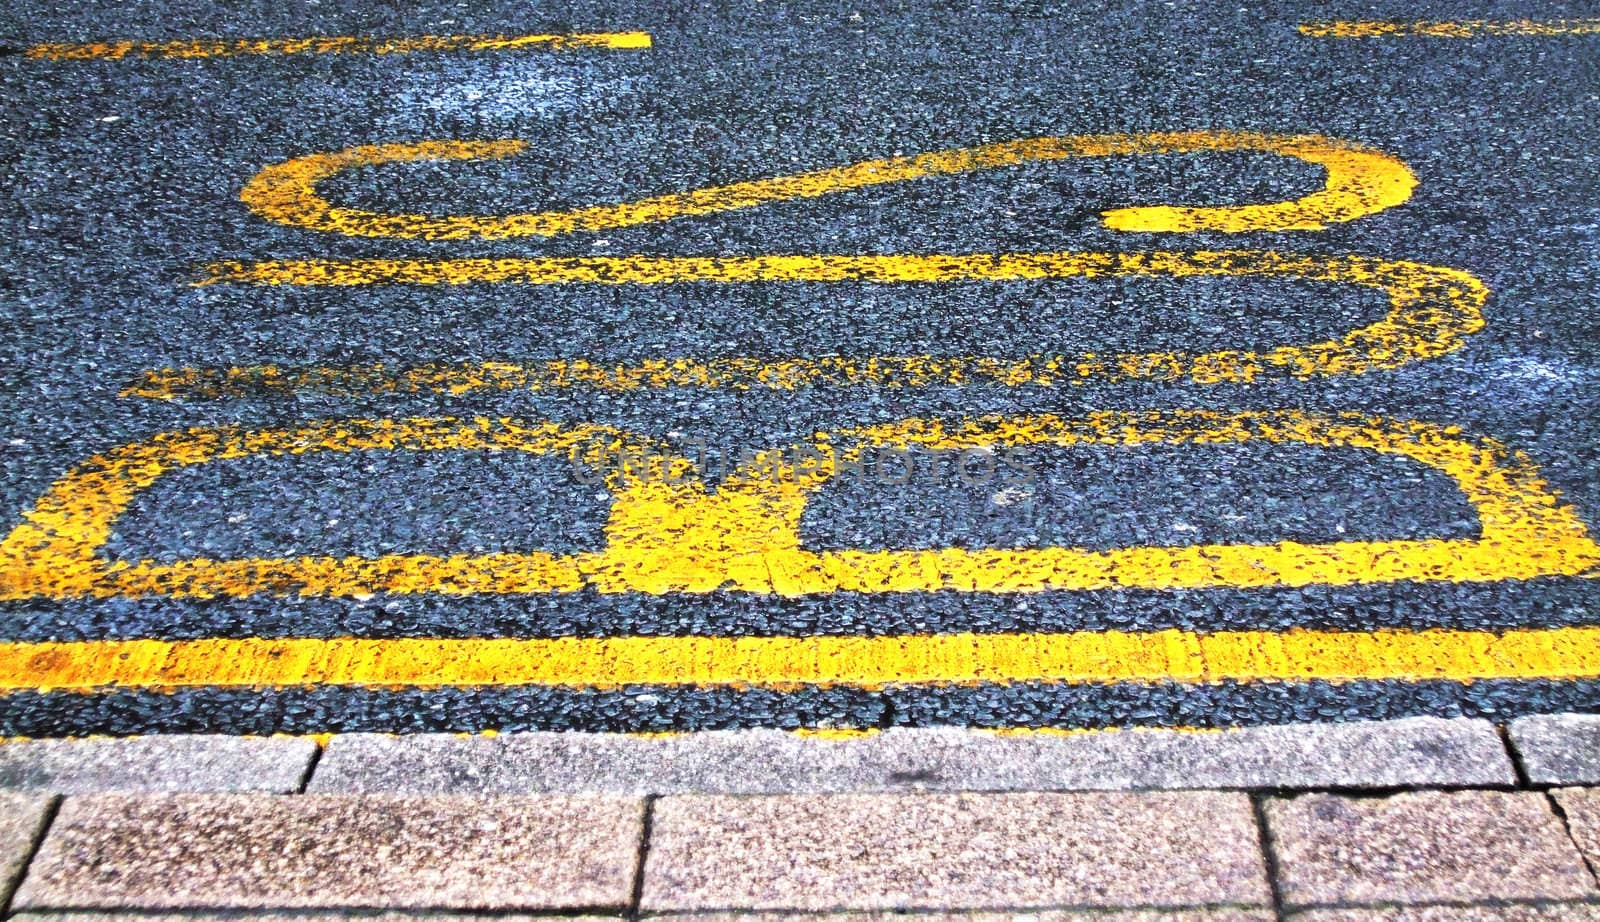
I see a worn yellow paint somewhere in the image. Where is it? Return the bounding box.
[982,725,1226,736]
[1301,19,1600,38]
[0,418,670,601]
[0,730,336,743]
[24,32,651,60]
[2,626,1600,692]
[3,411,1595,603]
[234,132,1415,241]
[788,727,883,739]
[172,252,1484,391]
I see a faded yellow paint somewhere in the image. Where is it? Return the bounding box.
[235,132,1416,241]
[25,32,652,60]
[1301,19,1600,38]
[0,730,334,743]
[3,411,1595,603]
[0,417,676,601]
[788,727,883,739]
[982,725,1227,736]
[171,252,1484,391]
[2,626,1600,692]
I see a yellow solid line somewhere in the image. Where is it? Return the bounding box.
[24,32,651,60]
[1300,19,1600,38]
[2,627,1599,692]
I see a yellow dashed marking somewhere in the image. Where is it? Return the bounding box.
[2,627,1599,692]
[24,32,652,60]
[1301,19,1600,38]
[3,411,1595,603]
[174,252,1484,389]
[232,131,1416,241]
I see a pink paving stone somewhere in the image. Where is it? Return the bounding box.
[14,793,644,910]
[642,791,1270,910]
[1265,791,1597,907]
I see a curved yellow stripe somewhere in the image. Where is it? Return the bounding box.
[25,32,652,61]
[3,627,1600,692]
[194,251,1485,384]
[238,131,1417,240]
[3,410,1595,603]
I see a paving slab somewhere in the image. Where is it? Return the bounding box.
[1510,714,1600,785]
[0,736,317,793]
[667,912,1273,921]
[14,916,622,922]
[310,718,1513,794]
[0,794,53,909]
[1265,791,1596,907]
[642,791,1270,910]
[1289,906,1600,921]
[1550,787,1600,876]
[14,793,644,910]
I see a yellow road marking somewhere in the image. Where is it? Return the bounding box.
[3,627,1600,692]
[3,411,1594,602]
[235,132,1416,241]
[1301,19,1600,38]
[183,251,1484,387]
[24,32,652,60]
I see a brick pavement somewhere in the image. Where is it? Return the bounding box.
[1,716,1598,920]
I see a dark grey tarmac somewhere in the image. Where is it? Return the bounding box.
[2,1,1598,734]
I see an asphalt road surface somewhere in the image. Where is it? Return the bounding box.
[2,1,1599,736]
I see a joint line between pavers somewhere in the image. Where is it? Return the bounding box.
[1243,781,1524,799]
[1250,793,1290,922]
[295,737,327,794]
[0,794,60,917]
[1545,791,1600,889]
[1500,722,1537,788]
[628,795,658,921]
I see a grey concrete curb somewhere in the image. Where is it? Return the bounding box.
[1510,714,1600,784]
[0,736,318,794]
[307,716,1514,794]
